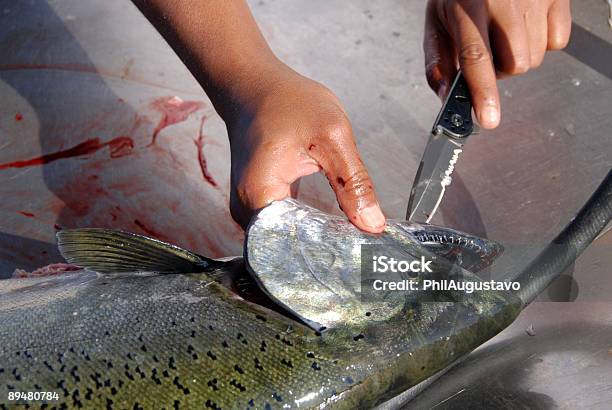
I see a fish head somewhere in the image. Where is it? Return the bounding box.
[245,199,505,332]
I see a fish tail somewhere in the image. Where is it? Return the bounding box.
[57,228,217,274]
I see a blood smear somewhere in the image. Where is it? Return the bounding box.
[133,219,165,240]
[149,96,204,145]
[194,116,218,187]
[0,136,135,170]
[12,263,81,278]
[17,211,35,217]
[108,136,134,158]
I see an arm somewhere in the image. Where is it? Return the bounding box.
[131,0,386,232]
[131,0,281,123]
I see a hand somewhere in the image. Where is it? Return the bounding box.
[226,64,386,233]
[424,0,572,128]
[131,1,385,232]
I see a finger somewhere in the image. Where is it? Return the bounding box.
[443,1,500,128]
[547,0,572,50]
[524,2,549,68]
[230,146,320,229]
[424,0,457,100]
[308,122,386,233]
[488,0,531,74]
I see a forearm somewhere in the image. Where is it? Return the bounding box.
[131,0,285,123]
[132,0,386,232]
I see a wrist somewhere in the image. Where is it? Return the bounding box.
[211,57,298,126]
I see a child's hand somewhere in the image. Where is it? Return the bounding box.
[227,65,385,233]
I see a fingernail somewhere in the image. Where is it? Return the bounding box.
[360,205,385,229]
[481,106,500,128]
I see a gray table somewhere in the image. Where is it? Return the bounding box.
[0,1,610,407]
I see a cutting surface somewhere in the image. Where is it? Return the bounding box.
[0,0,610,407]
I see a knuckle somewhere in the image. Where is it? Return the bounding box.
[425,61,442,88]
[497,52,530,75]
[510,56,531,74]
[458,43,491,66]
[318,84,342,102]
[530,52,545,69]
[548,35,569,50]
[425,72,440,93]
[320,116,352,141]
[337,168,374,200]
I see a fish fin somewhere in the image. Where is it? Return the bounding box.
[57,228,214,274]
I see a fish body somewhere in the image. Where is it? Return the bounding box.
[0,199,521,409]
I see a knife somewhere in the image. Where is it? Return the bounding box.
[406,71,476,222]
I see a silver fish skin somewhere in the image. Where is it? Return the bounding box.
[246,199,502,331]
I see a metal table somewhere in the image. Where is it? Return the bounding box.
[0,1,610,407]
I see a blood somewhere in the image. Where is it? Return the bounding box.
[149,96,205,145]
[0,136,134,170]
[194,116,218,187]
[12,263,81,278]
[133,219,165,240]
[15,113,23,121]
[108,136,134,158]
[17,211,35,217]
[68,201,91,216]
[0,138,103,169]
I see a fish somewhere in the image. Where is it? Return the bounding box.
[0,199,521,409]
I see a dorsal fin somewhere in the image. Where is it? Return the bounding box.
[57,228,214,274]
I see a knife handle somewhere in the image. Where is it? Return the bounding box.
[433,71,474,140]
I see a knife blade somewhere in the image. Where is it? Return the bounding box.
[407,72,475,222]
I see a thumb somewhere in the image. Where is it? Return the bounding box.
[309,125,386,233]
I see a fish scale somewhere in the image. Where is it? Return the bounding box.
[0,266,520,409]
[0,271,355,409]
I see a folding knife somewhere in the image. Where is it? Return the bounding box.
[406,72,476,222]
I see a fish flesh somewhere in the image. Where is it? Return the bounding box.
[0,199,521,409]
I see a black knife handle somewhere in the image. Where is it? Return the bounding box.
[433,71,473,139]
